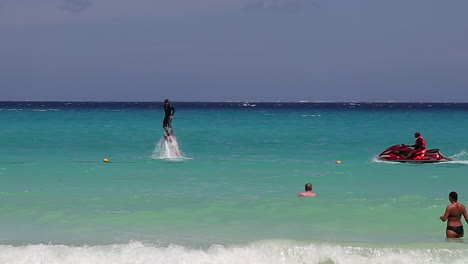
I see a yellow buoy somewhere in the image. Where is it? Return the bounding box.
[336,160,342,164]
[103,158,109,163]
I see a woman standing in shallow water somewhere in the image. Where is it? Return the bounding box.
[440,191,468,238]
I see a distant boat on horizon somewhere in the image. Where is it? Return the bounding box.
[241,102,256,107]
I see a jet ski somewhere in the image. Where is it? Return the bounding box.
[378,145,451,163]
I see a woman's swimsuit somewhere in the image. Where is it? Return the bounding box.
[447,205,464,236]
[447,225,464,236]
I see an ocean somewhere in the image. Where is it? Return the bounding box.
[1,101,468,263]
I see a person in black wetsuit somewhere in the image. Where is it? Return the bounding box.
[163,99,175,134]
[440,191,468,239]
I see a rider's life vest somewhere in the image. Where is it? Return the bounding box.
[415,136,426,150]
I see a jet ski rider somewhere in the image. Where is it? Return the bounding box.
[402,132,426,159]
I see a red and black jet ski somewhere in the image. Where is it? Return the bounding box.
[378,145,451,163]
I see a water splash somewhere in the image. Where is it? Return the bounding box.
[152,134,183,160]
[449,150,468,160]
[371,156,400,164]
[443,151,468,165]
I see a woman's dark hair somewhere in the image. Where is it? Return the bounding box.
[449,191,458,201]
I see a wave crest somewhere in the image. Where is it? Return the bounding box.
[1,240,468,264]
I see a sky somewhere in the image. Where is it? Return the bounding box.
[1,0,468,102]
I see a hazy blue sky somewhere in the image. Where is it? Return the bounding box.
[1,0,467,102]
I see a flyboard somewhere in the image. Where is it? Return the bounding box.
[163,127,182,158]
[152,126,187,160]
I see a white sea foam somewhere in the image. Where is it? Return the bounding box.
[151,134,185,160]
[370,157,400,164]
[448,151,468,161]
[0,241,467,264]
[443,160,468,165]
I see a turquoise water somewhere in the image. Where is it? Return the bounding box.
[1,103,468,263]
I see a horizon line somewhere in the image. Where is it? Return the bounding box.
[1,100,468,104]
